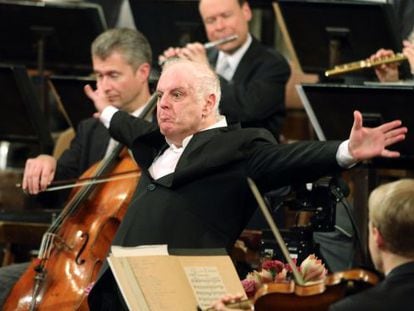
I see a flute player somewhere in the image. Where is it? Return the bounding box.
[159,0,291,142]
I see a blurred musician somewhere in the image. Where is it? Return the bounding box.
[369,0,414,82]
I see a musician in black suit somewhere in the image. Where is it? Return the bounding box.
[392,0,414,42]
[0,28,152,307]
[369,0,414,82]
[85,58,406,310]
[329,179,414,311]
[159,0,290,140]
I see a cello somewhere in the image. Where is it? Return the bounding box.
[208,178,379,311]
[3,94,158,311]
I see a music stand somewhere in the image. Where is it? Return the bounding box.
[49,75,97,130]
[276,0,402,79]
[0,0,107,74]
[0,64,54,160]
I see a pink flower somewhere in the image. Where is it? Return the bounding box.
[261,259,284,273]
[300,254,327,282]
[240,255,327,297]
[274,268,288,282]
[245,270,263,288]
[241,279,256,298]
[258,269,273,283]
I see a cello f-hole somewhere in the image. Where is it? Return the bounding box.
[75,232,89,265]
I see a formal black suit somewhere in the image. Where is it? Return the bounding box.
[38,118,110,209]
[329,261,414,311]
[88,111,343,310]
[392,0,414,41]
[208,37,291,139]
[56,118,110,180]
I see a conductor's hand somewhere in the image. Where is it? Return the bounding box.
[348,110,407,161]
[370,48,399,82]
[84,84,110,118]
[22,155,57,195]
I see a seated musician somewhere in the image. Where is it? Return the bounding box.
[211,179,414,311]
[329,178,414,310]
[84,57,406,310]
[0,27,153,307]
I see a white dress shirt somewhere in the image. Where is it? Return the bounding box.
[102,105,149,158]
[215,34,252,81]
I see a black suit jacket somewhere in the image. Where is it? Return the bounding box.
[208,37,291,138]
[38,118,110,209]
[56,118,109,180]
[330,261,414,311]
[392,0,414,40]
[88,111,342,310]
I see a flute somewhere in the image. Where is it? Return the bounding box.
[203,34,238,49]
[325,53,407,77]
[158,35,238,66]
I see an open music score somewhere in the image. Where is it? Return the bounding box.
[108,245,245,311]
[325,53,407,77]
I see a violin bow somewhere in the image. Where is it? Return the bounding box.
[247,177,305,286]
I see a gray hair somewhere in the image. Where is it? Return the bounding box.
[163,58,222,118]
[91,28,152,71]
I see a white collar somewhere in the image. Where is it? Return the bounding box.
[165,116,228,149]
[216,34,252,72]
[131,105,146,117]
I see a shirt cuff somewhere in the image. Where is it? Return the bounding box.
[336,140,357,168]
[100,106,119,128]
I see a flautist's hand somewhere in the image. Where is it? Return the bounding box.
[370,48,399,82]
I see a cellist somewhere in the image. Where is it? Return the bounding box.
[210,179,414,311]
[0,27,154,307]
[86,58,406,310]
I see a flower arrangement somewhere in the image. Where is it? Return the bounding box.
[241,254,327,297]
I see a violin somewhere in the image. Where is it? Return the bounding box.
[211,178,380,311]
[3,94,157,311]
[252,268,379,311]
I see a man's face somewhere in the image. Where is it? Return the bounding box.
[199,0,251,54]
[156,64,209,145]
[92,51,146,113]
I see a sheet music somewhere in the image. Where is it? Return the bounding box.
[111,244,169,257]
[184,266,227,310]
